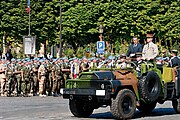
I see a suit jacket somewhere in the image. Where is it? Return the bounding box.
[126,43,143,57]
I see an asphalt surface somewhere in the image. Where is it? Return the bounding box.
[0,96,180,120]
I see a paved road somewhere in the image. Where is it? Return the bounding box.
[0,96,180,120]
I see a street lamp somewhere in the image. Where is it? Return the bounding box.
[99,23,104,41]
[59,0,62,58]
[99,23,104,34]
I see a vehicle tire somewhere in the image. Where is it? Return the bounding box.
[172,98,180,114]
[111,89,136,119]
[69,99,94,117]
[138,71,161,103]
[137,100,157,113]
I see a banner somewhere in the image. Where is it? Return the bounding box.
[23,36,36,54]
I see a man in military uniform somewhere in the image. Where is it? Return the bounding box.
[80,57,90,72]
[0,59,7,96]
[135,52,144,76]
[61,58,70,82]
[45,59,53,96]
[169,50,180,93]
[31,59,39,96]
[119,54,127,69]
[22,61,31,96]
[142,33,159,60]
[44,58,51,95]
[107,57,115,68]
[14,59,23,96]
[52,59,60,97]
[6,62,15,96]
[115,59,121,69]
[169,50,180,67]
[38,60,47,97]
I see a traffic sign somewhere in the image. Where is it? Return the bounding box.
[97,41,105,54]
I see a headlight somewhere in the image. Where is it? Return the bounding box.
[101,84,105,89]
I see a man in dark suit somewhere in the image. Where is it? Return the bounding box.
[126,36,143,57]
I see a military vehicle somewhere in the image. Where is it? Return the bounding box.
[61,62,180,119]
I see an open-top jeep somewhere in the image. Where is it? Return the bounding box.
[61,62,180,119]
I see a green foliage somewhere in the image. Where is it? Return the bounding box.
[64,48,74,58]
[76,47,84,58]
[0,0,179,56]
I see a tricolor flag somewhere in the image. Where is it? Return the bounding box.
[26,0,30,13]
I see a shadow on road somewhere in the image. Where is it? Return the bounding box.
[90,108,176,119]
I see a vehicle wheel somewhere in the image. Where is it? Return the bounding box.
[137,101,157,113]
[111,89,136,119]
[138,71,161,103]
[69,99,94,117]
[172,98,180,113]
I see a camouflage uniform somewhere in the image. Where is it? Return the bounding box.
[0,61,7,96]
[52,63,59,96]
[46,61,53,95]
[80,62,89,72]
[32,62,39,96]
[22,62,31,96]
[14,62,23,96]
[38,61,47,96]
[6,64,14,96]
[61,62,70,83]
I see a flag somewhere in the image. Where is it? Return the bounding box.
[26,0,30,14]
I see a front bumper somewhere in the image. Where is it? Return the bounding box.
[61,88,111,100]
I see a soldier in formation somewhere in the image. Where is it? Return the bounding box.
[0,49,179,97]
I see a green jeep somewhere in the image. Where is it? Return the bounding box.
[61,63,180,119]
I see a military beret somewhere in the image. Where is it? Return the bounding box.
[39,59,44,62]
[63,57,68,59]
[17,59,21,62]
[68,58,73,61]
[108,55,115,60]
[156,57,162,61]
[82,56,86,59]
[11,58,16,62]
[53,59,57,62]
[88,58,93,61]
[162,57,169,61]
[146,33,153,38]
[25,58,30,61]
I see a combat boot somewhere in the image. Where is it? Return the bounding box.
[52,92,59,97]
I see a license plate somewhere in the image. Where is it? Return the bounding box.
[96,90,105,96]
